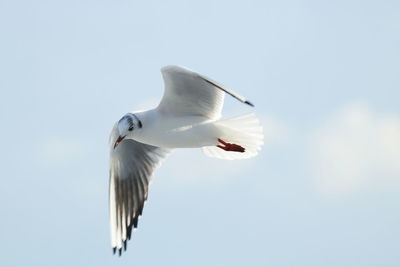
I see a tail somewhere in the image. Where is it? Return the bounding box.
[202,113,264,160]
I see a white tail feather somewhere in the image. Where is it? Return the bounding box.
[202,113,264,160]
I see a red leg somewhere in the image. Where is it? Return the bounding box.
[217,138,245,152]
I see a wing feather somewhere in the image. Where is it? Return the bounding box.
[109,127,170,255]
[158,65,253,119]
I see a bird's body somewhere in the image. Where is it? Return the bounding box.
[108,65,264,255]
[123,109,220,148]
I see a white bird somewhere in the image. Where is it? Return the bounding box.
[109,65,263,255]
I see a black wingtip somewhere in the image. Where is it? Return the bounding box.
[133,217,139,228]
[244,100,255,107]
[113,247,117,254]
[127,225,132,240]
[119,248,122,256]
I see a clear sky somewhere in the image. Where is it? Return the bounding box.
[1,0,399,266]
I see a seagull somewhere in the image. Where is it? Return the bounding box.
[109,65,263,255]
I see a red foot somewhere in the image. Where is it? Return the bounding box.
[217,138,245,152]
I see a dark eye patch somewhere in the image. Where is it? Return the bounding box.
[121,115,134,131]
[133,114,143,128]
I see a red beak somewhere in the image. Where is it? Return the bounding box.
[114,135,126,149]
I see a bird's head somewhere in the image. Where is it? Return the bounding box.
[114,113,143,149]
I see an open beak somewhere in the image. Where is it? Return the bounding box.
[114,135,126,149]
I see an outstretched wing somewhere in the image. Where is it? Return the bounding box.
[158,65,254,120]
[109,126,170,255]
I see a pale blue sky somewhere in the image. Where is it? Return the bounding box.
[1,0,400,266]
